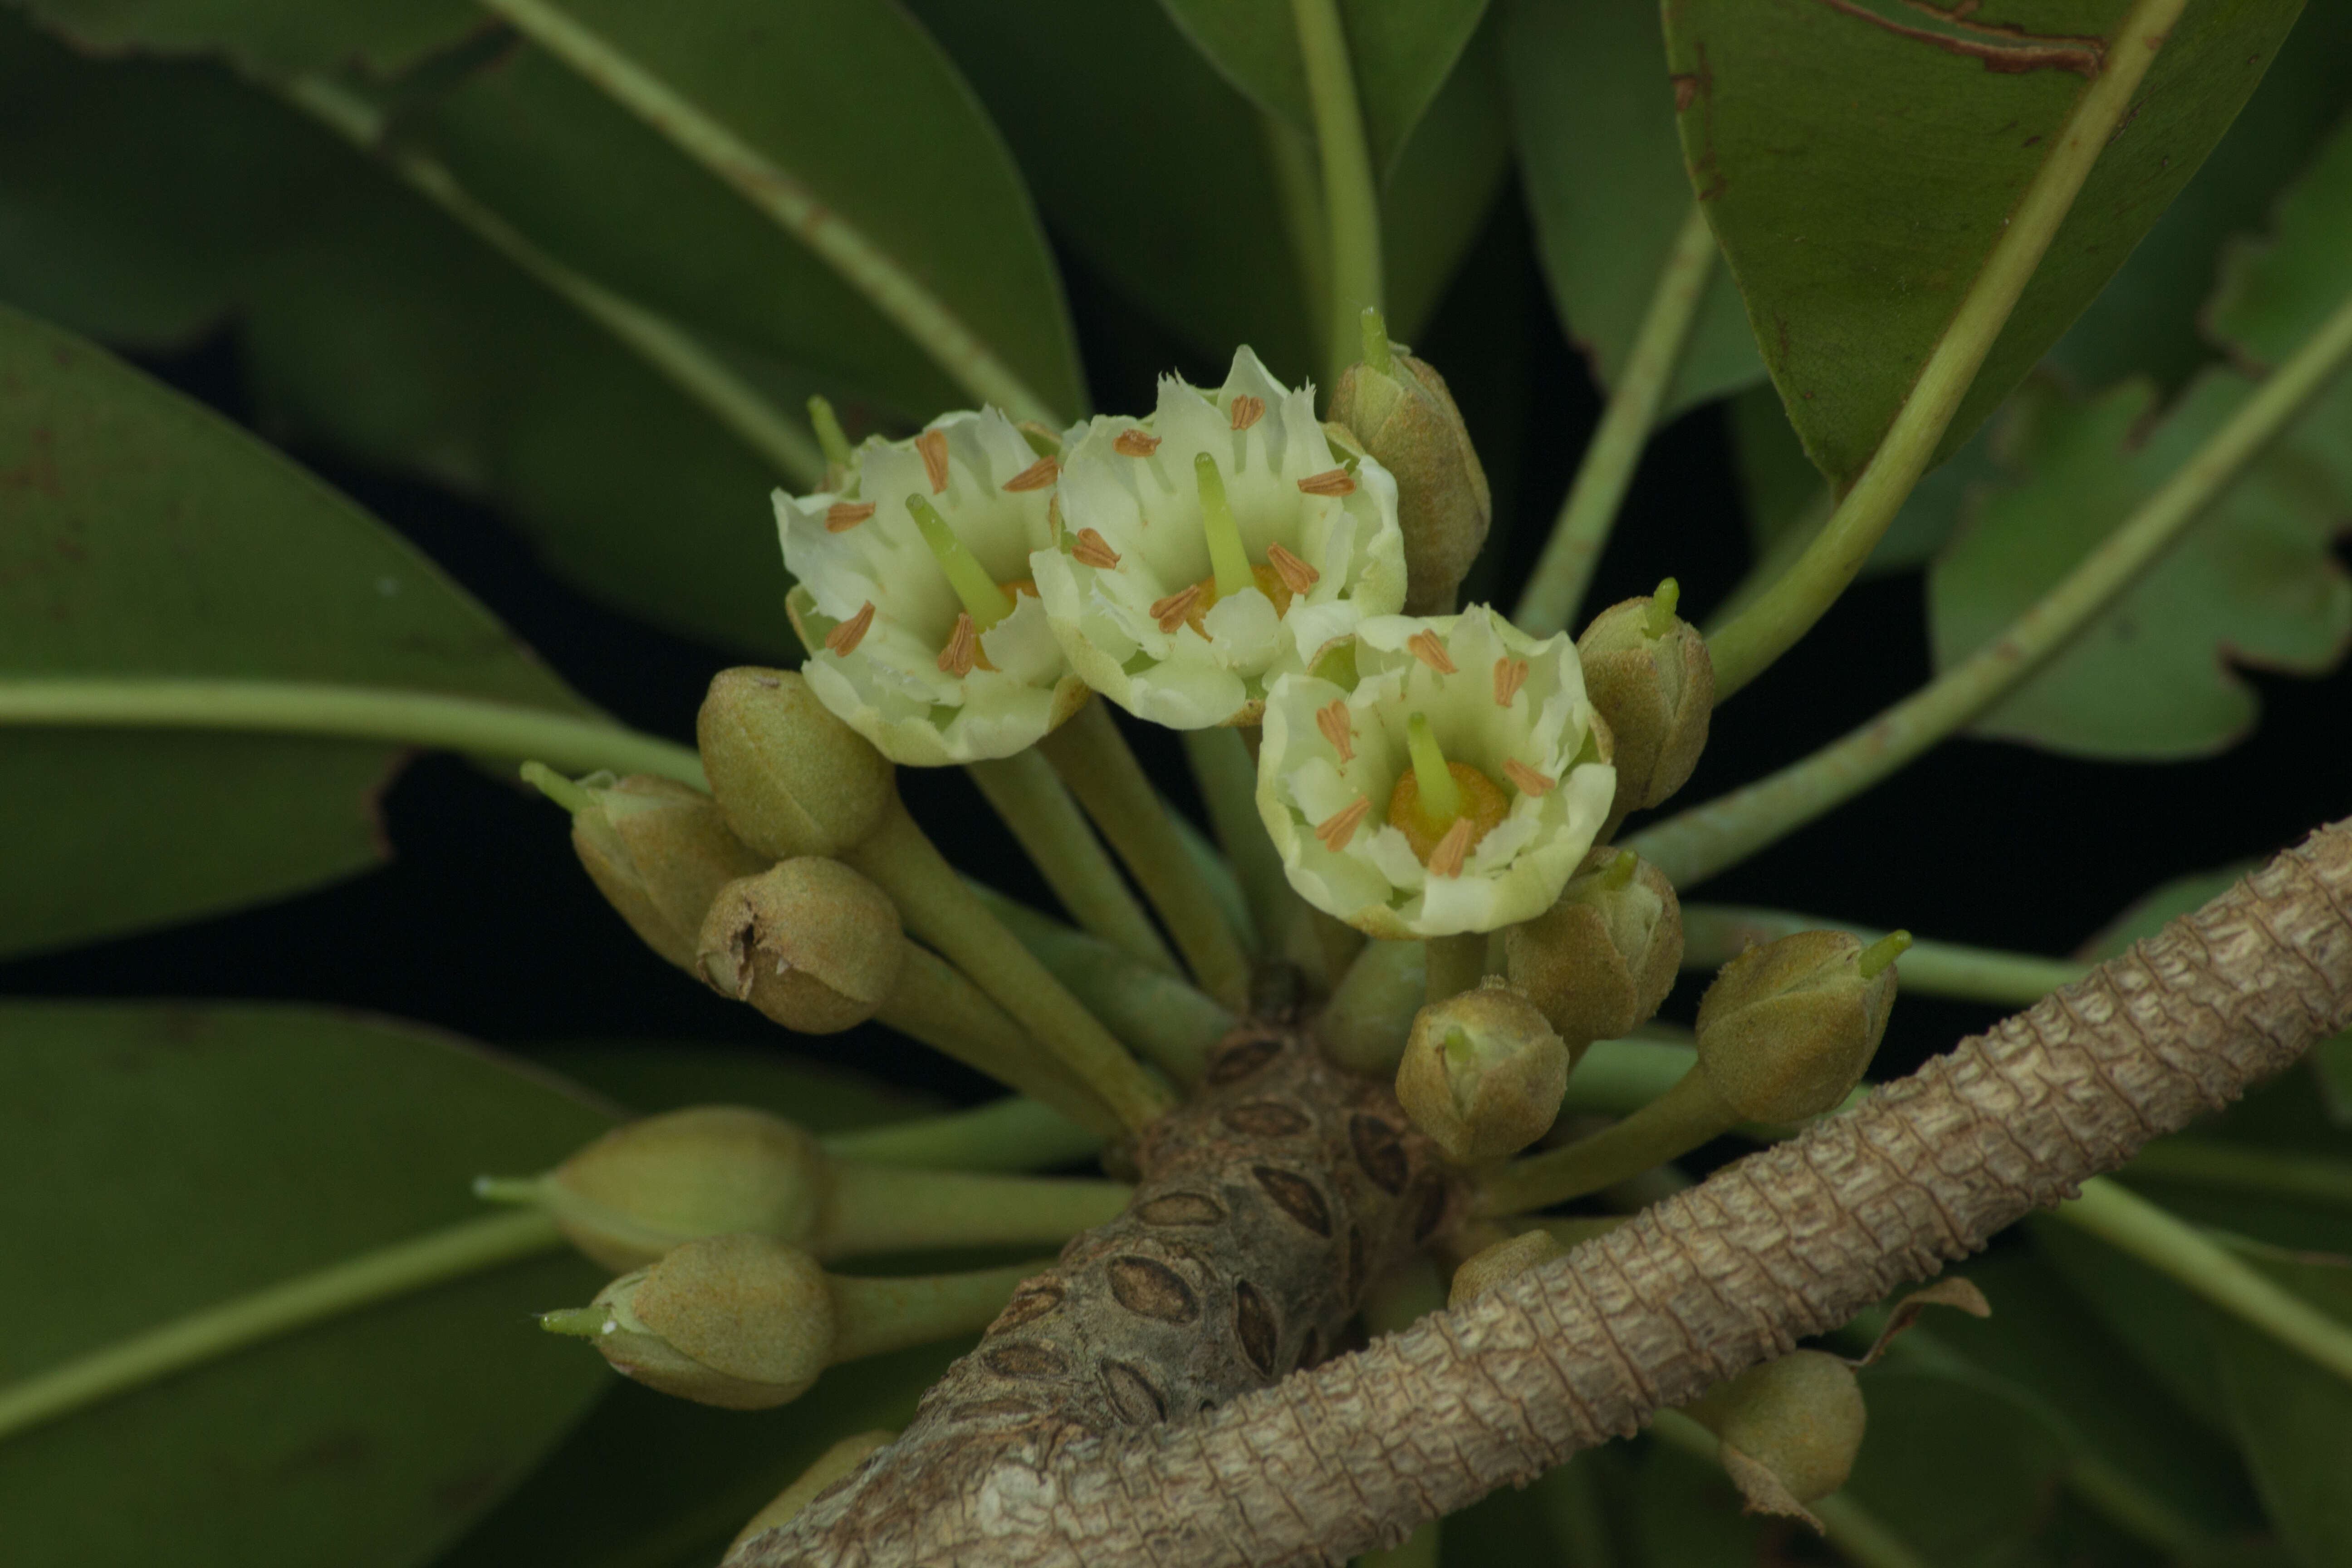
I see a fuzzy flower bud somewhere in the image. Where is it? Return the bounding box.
[1326,314,1491,615]
[551,1233,836,1410]
[696,859,905,1034]
[487,1106,830,1273]
[1576,580,1715,817]
[1685,1349,1867,1521]
[698,668,895,859]
[1504,847,1684,1047]
[1396,980,1572,1164]
[550,772,770,971]
[1446,1227,1566,1308]
[1694,930,1906,1123]
[778,409,1092,765]
[1032,347,1408,729]
[1257,606,1615,938]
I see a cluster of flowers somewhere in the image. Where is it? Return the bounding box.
[777,349,1616,939]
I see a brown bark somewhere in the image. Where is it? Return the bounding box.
[742,817,2352,1568]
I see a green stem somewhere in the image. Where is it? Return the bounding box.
[819,1097,1102,1172]
[1681,906,2085,1008]
[1422,932,1488,1005]
[852,802,1174,1132]
[0,1210,560,1444]
[2050,1177,2352,1385]
[2121,1139,2352,1209]
[475,0,1062,425]
[818,1165,1130,1258]
[878,943,1127,1138]
[827,1261,1046,1364]
[1702,0,2190,701]
[1320,939,1427,1076]
[1288,0,1382,392]
[1632,280,2352,890]
[1261,110,1333,369]
[1475,1067,1735,1216]
[0,677,704,786]
[1039,701,1254,1010]
[964,749,1179,976]
[1516,202,1720,637]
[1649,1409,1930,1568]
[1183,727,1320,972]
[280,75,823,486]
[977,887,1236,1087]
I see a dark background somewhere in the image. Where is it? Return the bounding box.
[6,205,2347,1098]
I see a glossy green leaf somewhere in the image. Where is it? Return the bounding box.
[534,1043,933,1129]
[1927,371,2352,758]
[1153,0,1488,173]
[1924,1251,2264,1538]
[5,0,474,73]
[1379,20,1512,345]
[1632,1439,1773,1568]
[0,301,599,958]
[1500,0,1761,420]
[0,20,800,654]
[2034,1218,2233,1429]
[2049,4,2352,393]
[2215,1258,2352,1568]
[1665,0,2303,490]
[0,1002,615,1568]
[904,0,1315,379]
[414,44,959,423]
[537,0,1085,422]
[236,173,797,653]
[430,1340,970,1568]
[1843,1371,2073,1568]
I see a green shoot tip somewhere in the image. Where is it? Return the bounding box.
[539,1306,608,1340]
[1602,850,1639,892]
[1858,930,1913,980]
[1359,307,1395,375]
[519,762,596,816]
[1645,579,1682,637]
[472,1175,544,1206]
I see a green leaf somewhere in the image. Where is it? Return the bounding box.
[1840,1371,2073,1568]
[530,0,1086,423]
[534,1043,934,1130]
[0,1002,616,1568]
[1500,0,1762,420]
[1665,0,2305,490]
[1153,0,1488,173]
[429,1341,970,1568]
[2215,1257,2352,1568]
[904,0,1315,379]
[2207,107,2352,372]
[0,21,801,654]
[2034,1218,2233,1429]
[1379,20,1512,345]
[2049,5,2352,392]
[0,301,598,958]
[1632,1440,1773,1568]
[235,173,799,653]
[5,0,475,73]
[2074,861,2255,960]
[413,44,960,423]
[1927,371,2352,759]
[1924,1251,2265,1539]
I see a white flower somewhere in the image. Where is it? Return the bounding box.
[1255,607,1616,939]
[1031,347,1407,729]
[779,409,1090,766]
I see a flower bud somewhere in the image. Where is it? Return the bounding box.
[1694,931,1905,1123]
[697,859,905,1034]
[550,1233,837,1409]
[1575,580,1715,816]
[563,774,771,971]
[492,1105,831,1272]
[1504,848,1684,1046]
[1326,322,1491,616]
[1395,979,1571,1164]
[1685,1350,1867,1517]
[698,668,894,859]
[1447,1227,1566,1308]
